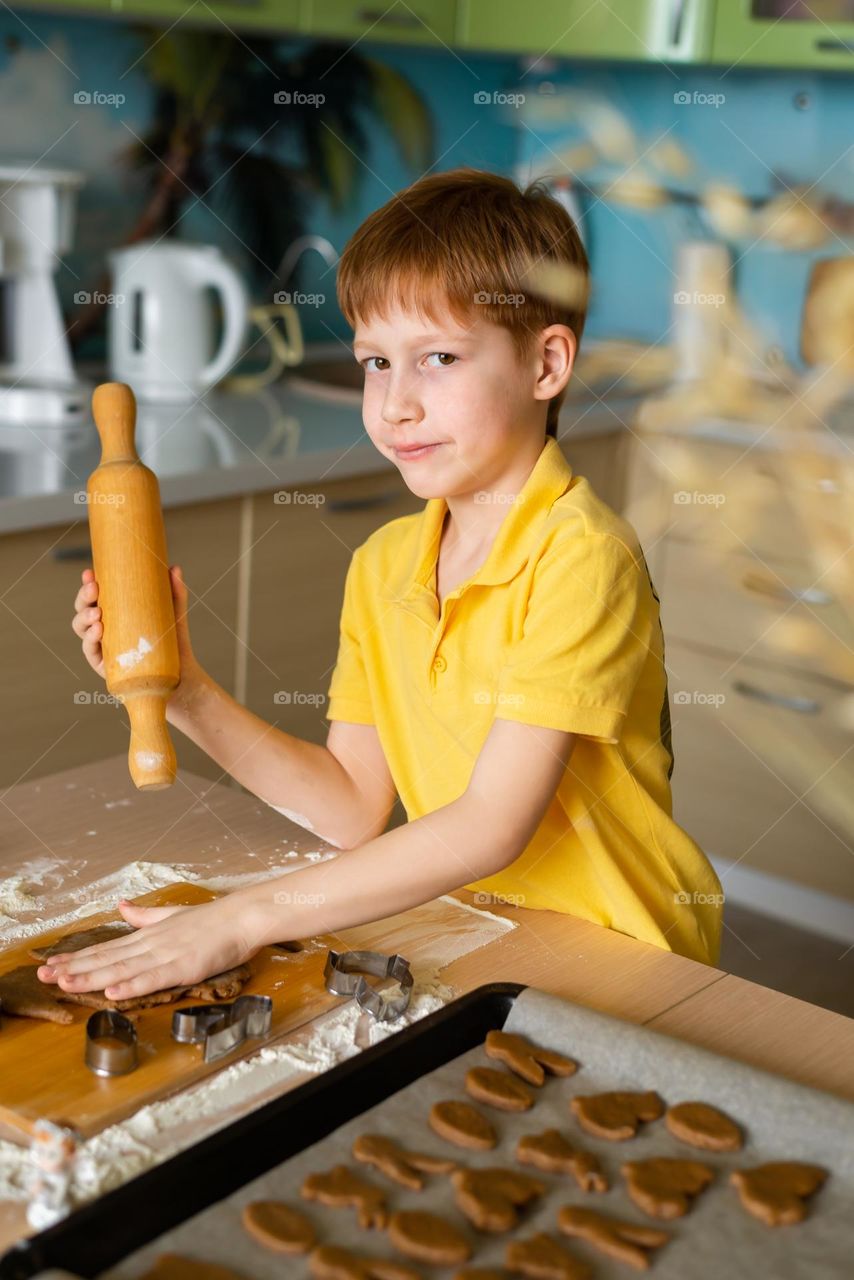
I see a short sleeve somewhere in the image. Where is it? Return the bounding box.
[326,550,375,725]
[494,533,652,741]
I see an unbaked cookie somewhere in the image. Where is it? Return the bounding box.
[451,1167,546,1232]
[387,1210,472,1265]
[557,1205,669,1270]
[0,965,74,1024]
[665,1101,743,1152]
[29,922,135,961]
[242,1200,315,1253]
[622,1157,714,1219]
[309,1244,422,1279]
[429,1100,498,1150]
[484,1031,578,1086]
[505,1232,590,1279]
[301,1165,387,1229]
[353,1134,456,1189]
[516,1129,607,1192]
[139,1256,247,1279]
[466,1066,534,1112]
[570,1091,664,1141]
[730,1162,828,1226]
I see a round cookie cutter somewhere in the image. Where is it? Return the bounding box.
[84,1010,139,1076]
[323,949,413,1023]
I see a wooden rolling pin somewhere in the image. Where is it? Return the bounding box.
[87,383,179,790]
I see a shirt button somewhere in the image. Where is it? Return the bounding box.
[433,654,447,673]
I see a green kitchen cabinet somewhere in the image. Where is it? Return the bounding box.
[712,0,854,69]
[14,0,303,33]
[304,0,457,46]
[458,0,715,62]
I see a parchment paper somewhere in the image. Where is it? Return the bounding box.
[99,986,854,1279]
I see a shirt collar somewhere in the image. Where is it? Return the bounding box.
[389,437,574,603]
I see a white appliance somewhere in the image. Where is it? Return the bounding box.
[0,164,89,425]
[108,241,249,403]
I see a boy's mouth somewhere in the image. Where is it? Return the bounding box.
[393,442,443,461]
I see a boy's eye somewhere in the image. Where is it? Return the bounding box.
[426,352,457,367]
[361,356,389,372]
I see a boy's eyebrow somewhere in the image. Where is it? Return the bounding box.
[352,332,476,352]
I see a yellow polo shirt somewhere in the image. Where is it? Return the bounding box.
[326,437,722,965]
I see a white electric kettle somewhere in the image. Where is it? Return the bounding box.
[108,241,249,402]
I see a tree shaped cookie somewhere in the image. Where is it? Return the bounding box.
[242,1201,315,1253]
[570,1091,664,1141]
[484,1031,578,1087]
[665,1101,743,1152]
[451,1166,547,1232]
[516,1129,607,1192]
[505,1232,591,1279]
[387,1210,472,1265]
[353,1134,456,1189]
[309,1244,421,1280]
[301,1166,387,1229]
[730,1162,828,1226]
[429,1100,497,1151]
[466,1066,535,1112]
[622,1157,715,1219]
[557,1205,669,1270]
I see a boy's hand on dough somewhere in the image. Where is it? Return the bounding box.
[35,894,262,1000]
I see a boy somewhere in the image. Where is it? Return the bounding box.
[44,168,722,1004]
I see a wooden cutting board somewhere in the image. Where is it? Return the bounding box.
[0,883,353,1140]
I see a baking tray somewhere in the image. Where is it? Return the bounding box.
[10,982,854,1278]
[0,982,523,1279]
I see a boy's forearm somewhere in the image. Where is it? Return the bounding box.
[165,668,367,848]
[242,788,518,944]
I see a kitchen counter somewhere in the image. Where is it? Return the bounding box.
[0,755,851,1250]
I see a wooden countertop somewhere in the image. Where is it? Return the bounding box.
[1,754,851,1245]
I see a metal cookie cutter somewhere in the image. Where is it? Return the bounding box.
[85,1010,139,1077]
[171,994,273,1064]
[323,949,413,1023]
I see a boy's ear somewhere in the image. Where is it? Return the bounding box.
[533,324,577,402]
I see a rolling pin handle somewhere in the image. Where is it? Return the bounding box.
[91,382,139,464]
[126,693,178,790]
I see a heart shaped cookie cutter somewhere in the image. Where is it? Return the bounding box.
[171,993,273,1064]
[323,949,413,1023]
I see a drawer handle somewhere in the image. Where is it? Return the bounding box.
[815,39,854,54]
[53,545,92,562]
[326,491,399,512]
[741,570,833,607]
[356,8,423,26]
[732,679,821,715]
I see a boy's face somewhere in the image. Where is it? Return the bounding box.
[352,304,562,500]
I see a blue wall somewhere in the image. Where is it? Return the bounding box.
[1,13,851,369]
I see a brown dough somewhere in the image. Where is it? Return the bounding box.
[466,1066,534,1112]
[485,1031,578,1087]
[387,1210,472,1265]
[505,1232,590,1279]
[622,1157,715,1219]
[0,965,74,1024]
[429,1100,498,1150]
[570,1091,664,1141]
[55,963,252,1013]
[353,1134,456,1189]
[453,1272,509,1280]
[730,1162,828,1226]
[516,1129,607,1193]
[309,1244,422,1280]
[301,1165,387,1229]
[665,1101,744,1152]
[139,1256,248,1280]
[451,1166,546,1233]
[557,1205,669,1271]
[29,922,135,962]
[241,1200,316,1253]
